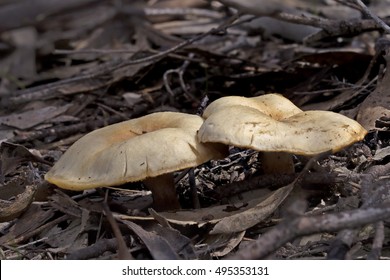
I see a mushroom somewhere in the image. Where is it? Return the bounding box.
[202,94,303,120]
[198,94,367,174]
[201,94,303,174]
[45,112,227,211]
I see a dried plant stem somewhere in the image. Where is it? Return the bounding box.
[227,206,390,260]
[353,0,390,34]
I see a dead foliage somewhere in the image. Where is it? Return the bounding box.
[1,0,390,260]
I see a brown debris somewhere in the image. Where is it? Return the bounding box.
[1,0,390,260]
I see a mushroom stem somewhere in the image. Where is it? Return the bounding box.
[143,173,181,211]
[259,152,295,174]
[188,168,201,209]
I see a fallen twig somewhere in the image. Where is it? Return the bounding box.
[227,205,390,259]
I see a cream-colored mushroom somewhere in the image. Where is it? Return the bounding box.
[198,94,367,173]
[201,94,303,174]
[203,94,303,119]
[45,112,227,211]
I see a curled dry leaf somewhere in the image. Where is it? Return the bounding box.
[0,184,36,222]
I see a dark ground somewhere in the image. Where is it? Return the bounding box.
[0,0,390,260]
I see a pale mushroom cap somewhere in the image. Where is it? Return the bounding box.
[198,105,367,156]
[203,94,303,120]
[45,112,226,190]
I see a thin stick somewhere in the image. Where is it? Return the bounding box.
[102,202,134,260]
[353,0,390,34]
[227,205,390,260]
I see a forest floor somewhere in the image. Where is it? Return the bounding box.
[0,0,390,260]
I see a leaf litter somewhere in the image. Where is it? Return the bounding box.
[1,0,390,260]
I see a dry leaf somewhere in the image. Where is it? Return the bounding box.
[152,188,271,227]
[0,175,28,200]
[49,189,83,218]
[205,231,245,257]
[122,220,181,260]
[210,184,293,234]
[0,184,36,222]
[357,52,390,130]
[0,142,50,181]
[144,218,196,259]
[118,187,286,236]
[299,233,323,246]
[0,27,37,79]
[218,0,299,15]
[244,17,319,42]
[0,204,54,245]
[43,218,88,252]
[373,146,390,161]
[0,105,71,129]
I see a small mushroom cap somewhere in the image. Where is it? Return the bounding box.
[203,94,303,120]
[198,105,367,156]
[45,112,227,190]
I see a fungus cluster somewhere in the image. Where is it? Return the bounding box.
[45,112,227,210]
[45,94,367,211]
